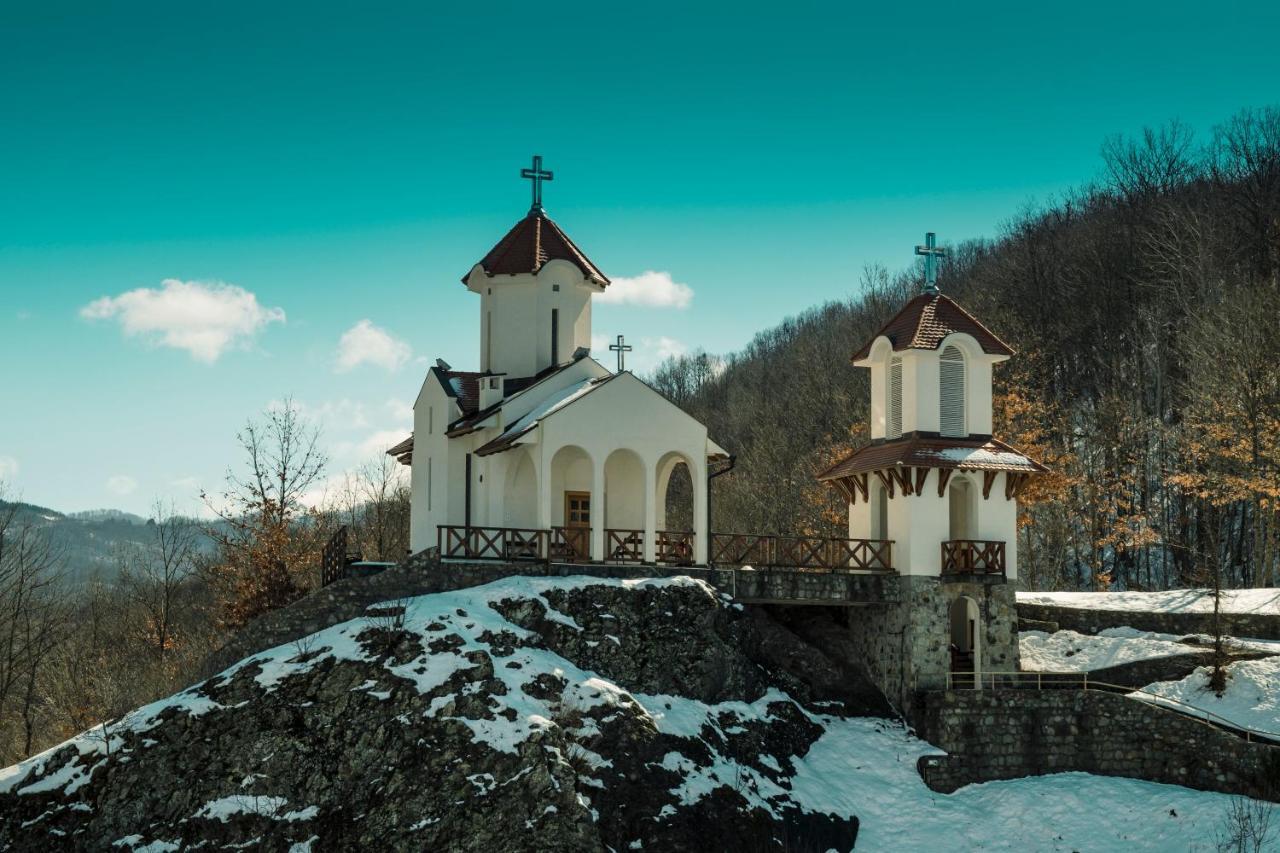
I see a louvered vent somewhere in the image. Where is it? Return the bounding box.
[887,356,903,439]
[940,345,966,437]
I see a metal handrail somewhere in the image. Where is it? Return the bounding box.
[924,669,1280,745]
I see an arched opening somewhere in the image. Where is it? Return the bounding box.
[871,478,889,541]
[949,596,981,688]
[940,345,966,437]
[604,449,645,561]
[549,445,593,560]
[948,476,974,541]
[503,449,538,528]
[656,452,696,564]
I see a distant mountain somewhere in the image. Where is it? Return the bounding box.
[0,500,216,585]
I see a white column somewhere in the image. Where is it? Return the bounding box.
[693,457,709,565]
[643,459,657,563]
[591,456,606,562]
[536,446,552,530]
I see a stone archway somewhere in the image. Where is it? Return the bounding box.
[949,595,981,689]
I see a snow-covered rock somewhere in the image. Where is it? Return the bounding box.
[1133,656,1280,738]
[1017,588,1280,615]
[0,575,1268,851]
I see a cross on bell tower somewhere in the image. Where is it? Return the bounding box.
[521,154,554,211]
[609,334,633,372]
[915,232,948,295]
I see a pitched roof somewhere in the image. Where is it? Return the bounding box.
[387,435,414,467]
[464,208,609,286]
[474,374,620,456]
[816,435,1046,480]
[850,293,1014,361]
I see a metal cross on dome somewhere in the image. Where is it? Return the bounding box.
[521,154,554,210]
[609,334,633,372]
[915,232,948,295]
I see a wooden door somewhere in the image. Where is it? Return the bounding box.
[564,491,591,528]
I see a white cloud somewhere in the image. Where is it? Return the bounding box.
[335,320,412,373]
[170,476,201,493]
[81,279,285,363]
[596,271,693,309]
[385,398,414,425]
[0,456,18,483]
[272,398,371,431]
[106,475,138,497]
[644,336,688,362]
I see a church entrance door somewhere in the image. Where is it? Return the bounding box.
[554,491,591,561]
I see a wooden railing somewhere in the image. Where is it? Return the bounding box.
[550,526,591,563]
[606,529,644,564]
[709,533,893,572]
[438,525,548,561]
[656,530,695,566]
[941,540,1006,576]
[321,525,354,586]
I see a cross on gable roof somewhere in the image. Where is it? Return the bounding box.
[464,208,609,286]
[850,292,1014,362]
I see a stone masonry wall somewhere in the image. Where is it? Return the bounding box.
[845,577,1018,714]
[1016,602,1280,640]
[916,689,1280,801]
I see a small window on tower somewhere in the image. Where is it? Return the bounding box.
[552,284,560,292]
[887,356,903,439]
[940,346,966,437]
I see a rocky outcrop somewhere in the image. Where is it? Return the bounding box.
[0,577,887,852]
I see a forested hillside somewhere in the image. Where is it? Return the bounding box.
[652,107,1280,595]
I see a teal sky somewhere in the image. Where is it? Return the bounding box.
[3,1,1278,516]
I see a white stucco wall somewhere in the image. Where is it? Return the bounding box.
[857,333,1005,438]
[470,261,598,377]
[410,373,460,553]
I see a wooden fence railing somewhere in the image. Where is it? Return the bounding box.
[940,540,1006,576]
[656,531,695,566]
[606,529,644,564]
[550,526,591,563]
[437,525,548,561]
[321,526,360,586]
[709,533,893,572]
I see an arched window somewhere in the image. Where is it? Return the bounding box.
[887,356,903,439]
[940,345,966,437]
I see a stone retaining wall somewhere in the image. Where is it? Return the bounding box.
[1016,602,1280,640]
[916,689,1280,801]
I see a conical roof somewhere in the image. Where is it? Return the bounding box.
[851,292,1013,361]
[464,208,609,286]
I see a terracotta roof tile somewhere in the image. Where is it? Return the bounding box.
[464,209,609,286]
[817,436,1045,480]
[851,293,1014,361]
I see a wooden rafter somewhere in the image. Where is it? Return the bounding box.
[874,469,895,499]
[982,470,998,500]
[891,466,914,496]
[852,473,869,503]
[936,468,953,498]
[832,477,855,504]
[914,466,929,496]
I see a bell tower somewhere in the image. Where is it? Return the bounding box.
[460,156,609,379]
[818,232,1046,711]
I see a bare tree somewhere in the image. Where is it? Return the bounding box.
[202,399,329,625]
[117,500,198,657]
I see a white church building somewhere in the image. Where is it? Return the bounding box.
[389,160,727,565]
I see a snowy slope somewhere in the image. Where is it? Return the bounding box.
[1018,588,1280,615]
[1133,657,1280,739]
[1,575,1272,851]
[1018,629,1196,672]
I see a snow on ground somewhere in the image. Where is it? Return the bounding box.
[1,574,1272,851]
[1101,626,1280,657]
[1018,629,1195,672]
[1018,587,1280,615]
[1133,656,1280,738]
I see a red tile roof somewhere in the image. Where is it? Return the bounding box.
[851,293,1014,361]
[464,209,609,286]
[817,436,1046,480]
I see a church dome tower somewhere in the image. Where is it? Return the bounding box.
[460,156,609,378]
